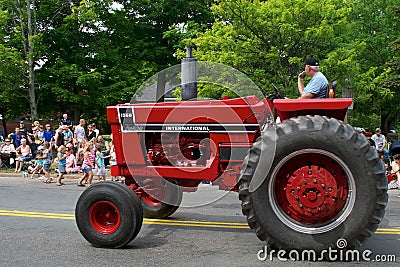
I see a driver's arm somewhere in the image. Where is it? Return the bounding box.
[298,74,305,95]
[299,92,315,99]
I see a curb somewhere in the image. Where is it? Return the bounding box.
[0,171,82,179]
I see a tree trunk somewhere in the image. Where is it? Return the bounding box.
[26,0,38,120]
[73,105,81,126]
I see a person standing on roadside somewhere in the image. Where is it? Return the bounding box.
[34,125,45,145]
[54,127,65,151]
[109,140,121,182]
[77,143,99,187]
[74,119,86,146]
[31,121,40,136]
[92,123,99,138]
[63,125,74,146]
[85,123,97,143]
[59,114,72,128]
[19,121,33,141]
[56,145,67,186]
[94,145,110,182]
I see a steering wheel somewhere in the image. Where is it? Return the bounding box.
[271,83,285,99]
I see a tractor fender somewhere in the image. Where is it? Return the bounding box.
[273,98,352,121]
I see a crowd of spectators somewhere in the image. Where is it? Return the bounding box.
[0,114,118,186]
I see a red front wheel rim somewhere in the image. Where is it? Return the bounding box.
[90,201,121,234]
[141,189,164,207]
[269,149,356,234]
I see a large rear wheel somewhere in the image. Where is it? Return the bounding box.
[75,181,143,248]
[239,115,388,251]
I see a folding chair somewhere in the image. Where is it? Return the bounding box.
[0,153,15,169]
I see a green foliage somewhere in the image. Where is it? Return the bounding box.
[186,0,354,98]
[0,0,399,133]
[35,0,214,128]
[185,0,400,131]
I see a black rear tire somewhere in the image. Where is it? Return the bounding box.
[239,116,388,251]
[75,181,143,248]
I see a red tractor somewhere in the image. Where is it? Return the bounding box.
[76,86,387,251]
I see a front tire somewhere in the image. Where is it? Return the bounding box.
[140,180,183,219]
[239,116,388,251]
[75,181,143,248]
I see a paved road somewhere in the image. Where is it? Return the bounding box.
[0,176,399,266]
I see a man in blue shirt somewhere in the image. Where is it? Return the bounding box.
[8,127,25,148]
[298,58,328,99]
[43,124,54,143]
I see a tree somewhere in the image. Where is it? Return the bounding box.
[185,0,400,130]
[0,44,27,135]
[0,0,214,128]
[347,0,400,132]
[2,0,42,120]
[36,0,214,126]
[0,1,33,134]
[187,0,353,97]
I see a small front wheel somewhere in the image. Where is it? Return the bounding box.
[75,181,143,248]
[140,180,182,219]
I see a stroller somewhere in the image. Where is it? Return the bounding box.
[386,141,400,183]
[389,141,400,165]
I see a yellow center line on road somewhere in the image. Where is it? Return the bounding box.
[0,209,399,233]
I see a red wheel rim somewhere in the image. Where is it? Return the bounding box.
[269,149,356,234]
[90,201,121,234]
[141,188,165,207]
[137,178,168,207]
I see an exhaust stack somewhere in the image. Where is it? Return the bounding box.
[181,46,198,101]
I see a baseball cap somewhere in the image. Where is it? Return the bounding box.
[5,138,10,142]
[37,145,44,150]
[305,58,319,67]
[20,120,24,124]
[375,128,381,132]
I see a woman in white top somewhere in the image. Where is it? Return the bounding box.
[15,138,32,173]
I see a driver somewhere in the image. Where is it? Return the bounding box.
[298,58,328,99]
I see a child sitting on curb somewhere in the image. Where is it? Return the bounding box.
[41,142,53,183]
[29,146,44,179]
